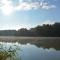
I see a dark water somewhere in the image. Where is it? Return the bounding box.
[0,42,60,60]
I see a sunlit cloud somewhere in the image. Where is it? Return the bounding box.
[41,20,55,25]
[15,2,56,11]
[0,0,56,15]
[41,2,56,9]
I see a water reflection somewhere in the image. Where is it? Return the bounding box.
[21,43,60,60]
[0,37,60,50]
[0,42,60,60]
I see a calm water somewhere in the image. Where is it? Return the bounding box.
[0,42,60,60]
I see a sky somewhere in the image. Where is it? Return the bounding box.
[0,0,60,30]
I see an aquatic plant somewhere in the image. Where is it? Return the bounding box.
[0,43,20,60]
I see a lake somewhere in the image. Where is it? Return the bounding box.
[0,37,60,60]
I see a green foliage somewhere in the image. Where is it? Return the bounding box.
[0,22,60,36]
[0,44,20,60]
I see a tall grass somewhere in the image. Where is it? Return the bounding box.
[0,43,20,60]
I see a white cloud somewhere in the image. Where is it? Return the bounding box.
[0,0,56,15]
[42,2,56,9]
[41,20,55,25]
[15,2,40,10]
[15,1,56,11]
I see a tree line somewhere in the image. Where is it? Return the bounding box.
[0,22,60,37]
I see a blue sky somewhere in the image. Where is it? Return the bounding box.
[0,0,60,30]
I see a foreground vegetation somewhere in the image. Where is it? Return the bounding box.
[0,44,20,60]
[0,22,60,37]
